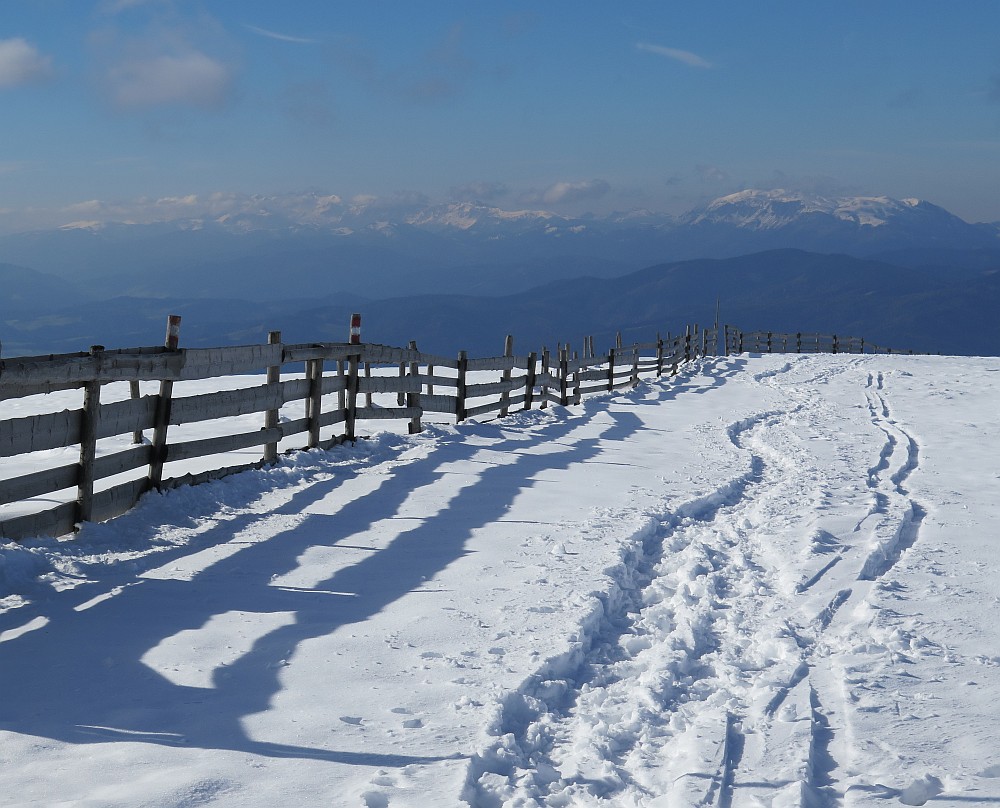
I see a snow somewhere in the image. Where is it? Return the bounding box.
[687,189,932,230]
[2,353,1000,806]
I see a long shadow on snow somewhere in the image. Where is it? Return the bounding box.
[0,404,644,766]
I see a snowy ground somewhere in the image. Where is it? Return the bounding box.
[2,353,999,807]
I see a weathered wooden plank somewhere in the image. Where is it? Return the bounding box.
[169,383,285,426]
[96,394,158,439]
[466,355,527,372]
[281,378,312,402]
[354,406,423,421]
[466,377,523,398]
[577,382,611,397]
[320,374,349,395]
[318,409,347,428]
[94,444,153,481]
[177,345,284,379]
[165,427,283,463]
[352,344,457,368]
[278,416,311,439]
[576,368,609,382]
[421,394,458,414]
[0,501,77,541]
[281,343,357,363]
[357,375,422,394]
[420,374,458,389]
[91,478,149,524]
[0,409,82,457]
[0,344,283,387]
[0,463,78,506]
[0,379,82,401]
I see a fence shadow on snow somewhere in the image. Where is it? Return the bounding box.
[0,321,910,542]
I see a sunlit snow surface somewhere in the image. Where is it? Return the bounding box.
[1,354,999,807]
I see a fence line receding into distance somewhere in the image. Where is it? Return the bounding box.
[0,322,909,542]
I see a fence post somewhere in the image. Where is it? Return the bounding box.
[130,380,144,445]
[407,340,422,434]
[306,358,325,449]
[559,346,570,405]
[684,325,691,364]
[345,352,360,441]
[540,347,550,409]
[607,347,616,391]
[263,330,282,465]
[796,332,802,353]
[524,351,537,411]
[767,331,773,353]
[455,350,468,422]
[500,334,514,417]
[631,344,640,387]
[723,325,730,357]
[832,334,839,354]
[77,345,103,526]
[573,351,582,405]
[148,315,180,491]
[397,357,406,406]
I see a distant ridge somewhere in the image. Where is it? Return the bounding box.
[4,248,998,359]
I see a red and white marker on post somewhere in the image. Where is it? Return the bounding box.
[349,312,362,345]
[165,314,182,350]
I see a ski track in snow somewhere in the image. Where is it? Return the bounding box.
[465,355,946,807]
[5,353,998,807]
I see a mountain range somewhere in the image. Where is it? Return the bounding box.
[1,189,998,357]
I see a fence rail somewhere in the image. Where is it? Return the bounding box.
[0,324,910,542]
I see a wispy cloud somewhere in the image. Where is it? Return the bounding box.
[0,38,53,88]
[637,42,713,69]
[244,24,318,45]
[542,179,611,205]
[107,50,233,108]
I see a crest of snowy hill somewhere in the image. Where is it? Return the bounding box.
[683,189,954,229]
[678,189,997,252]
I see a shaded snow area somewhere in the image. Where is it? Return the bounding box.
[2,354,1000,807]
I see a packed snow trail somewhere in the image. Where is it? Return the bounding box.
[2,355,999,807]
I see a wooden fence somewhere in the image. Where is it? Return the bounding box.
[0,323,907,543]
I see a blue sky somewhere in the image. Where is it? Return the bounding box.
[2,1,999,232]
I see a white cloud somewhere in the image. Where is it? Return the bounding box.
[0,38,53,88]
[244,24,317,45]
[107,50,233,108]
[637,42,713,69]
[542,179,611,205]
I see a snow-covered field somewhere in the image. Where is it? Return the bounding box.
[1,353,999,807]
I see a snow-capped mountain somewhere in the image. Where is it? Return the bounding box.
[685,189,927,228]
[1,190,998,316]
